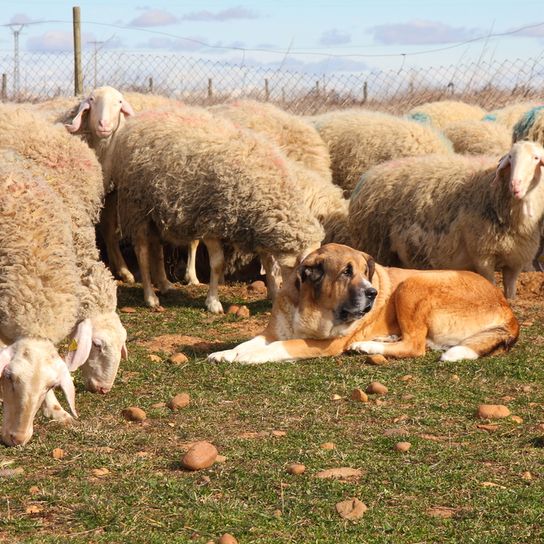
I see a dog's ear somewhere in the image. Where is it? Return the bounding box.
[366,257,375,283]
[296,261,324,291]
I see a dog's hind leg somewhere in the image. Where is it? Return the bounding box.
[441,320,519,362]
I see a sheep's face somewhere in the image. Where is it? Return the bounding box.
[65,86,134,138]
[80,312,127,394]
[501,141,544,200]
[0,339,76,447]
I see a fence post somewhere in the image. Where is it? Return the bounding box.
[72,6,83,96]
[282,87,285,103]
[148,77,153,93]
[264,78,269,101]
[362,81,368,104]
[208,78,213,100]
[1,74,6,101]
[315,80,320,97]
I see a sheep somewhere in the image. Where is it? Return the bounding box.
[442,120,511,156]
[483,101,543,131]
[348,140,544,299]
[106,107,324,311]
[209,100,332,181]
[407,100,487,129]
[512,105,544,144]
[0,155,79,446]
[309,109,452,195]
[0,104,127,395]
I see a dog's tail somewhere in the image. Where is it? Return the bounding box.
[459,316,520,357]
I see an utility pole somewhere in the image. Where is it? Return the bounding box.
[88,40,104,87]
[73,6,83,95]
[8,24,24,97]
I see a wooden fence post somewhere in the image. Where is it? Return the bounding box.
[208,78,213,100]
[148,77,153,93]
[264,78,269,101]
[362,81,368,104]
[1,74,7,101]
[72,6,83,96]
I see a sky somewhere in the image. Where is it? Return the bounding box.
[1,0,544,74]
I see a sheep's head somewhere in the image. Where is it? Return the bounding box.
[65,314,127,394]
[494,141,544,214]
[65,86,134,139]
[0,338,76,447]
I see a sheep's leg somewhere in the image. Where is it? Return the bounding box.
[148,231,175,295]
[42,390,74,425]
[473,262,496,285]
[134,226,160,308]
[184,240,201,285]
[100,192,135,284]
[203,238,224,313]
[502,266,520,299]
[261,254,282,301]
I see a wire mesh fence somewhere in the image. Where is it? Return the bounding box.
[1,50,544,113]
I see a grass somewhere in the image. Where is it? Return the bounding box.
[1,280,543,543]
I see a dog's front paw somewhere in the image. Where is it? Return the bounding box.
[207,349,238,363]
[348,341,385,355]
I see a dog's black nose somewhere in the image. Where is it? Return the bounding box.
[365,287,377,300]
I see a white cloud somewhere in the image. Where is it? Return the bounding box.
[27,31,92,52]
[130,9,178,27]
[9,13,34,24]
[319,29,351,46]
[181,6,259,22]
[368,20,480,45]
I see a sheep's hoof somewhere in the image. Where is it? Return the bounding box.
[145,293,161,308]
[119,270,136,284]
[206,299,224,314]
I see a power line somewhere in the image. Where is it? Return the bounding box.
[1,18,544,58]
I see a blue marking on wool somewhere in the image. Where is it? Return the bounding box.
[512,105,544,141]
[407,112,431,124]
[351,172,368,199]
[482,113,496,122]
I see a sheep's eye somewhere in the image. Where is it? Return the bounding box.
[535,156,540,161]
[343,263,353,278]
[89,96,94,101]
[119,100,122,104]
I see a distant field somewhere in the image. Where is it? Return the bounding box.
[0,275,543,544]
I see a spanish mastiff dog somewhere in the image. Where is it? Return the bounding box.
[208,244,519,364]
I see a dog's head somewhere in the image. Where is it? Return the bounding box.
[291,243,378,338]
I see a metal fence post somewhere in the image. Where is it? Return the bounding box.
[1,74,6,101]
[264,78,269,101]
[148,77,153,93]
[208,78,213,100]
[362,81,368,104]
[73,6,83,96]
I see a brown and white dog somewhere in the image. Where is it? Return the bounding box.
[208,244,519,364]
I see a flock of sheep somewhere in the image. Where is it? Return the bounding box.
[1,85,544,447]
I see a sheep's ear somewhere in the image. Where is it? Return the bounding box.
[65,319,93,371]
[0,345,14,375]
[55,358,77,418]
[121,99,135,117]
[65,99,91,133]
[492,154,511,185]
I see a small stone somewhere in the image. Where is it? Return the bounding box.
[167,393,191,410]
[169,352,189,365]
[365,354,387,366]
[522,385,533,393]
[120,306,136,313]
[395,441,411,453]
[451,374,460,382]
[148,354,161,363]
[366,381,388,395]
[335,498,368,520]
[218,534,237,544]
[351,388,369,403]
[226,305,240,314]
[271,430,286,437]
[286,463,306,475]
[331,394,343,401]
[400,374,413,382]
[511,416,523,424]
[476,404,511,419]
[181,441,218,471]
[92,468,110,477]
[247,280,267,294]
[122,406,147,422]
[25,505,42,514]
[52,448,64,460]
[236,305,250,318]
[522,471,533,481]
[320,442,335,450]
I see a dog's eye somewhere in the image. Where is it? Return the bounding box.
[342,263,353,278]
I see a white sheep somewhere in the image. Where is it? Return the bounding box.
[483,101,543,131]
[0,104,127,395]
[348,141,544,299]
[407,100,487,129]
[309,109,452,195]
[442,120,511,156]
[0,155,79,446]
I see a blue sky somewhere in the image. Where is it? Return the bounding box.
[2,1,544,73]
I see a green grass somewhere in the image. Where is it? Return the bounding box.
[1,282,543,543]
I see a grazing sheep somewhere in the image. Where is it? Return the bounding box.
[407,100,486,130]
[210,100,332,181]
[0,156,79,446]
[483,101,543,131]
[309,109,451,195]
[443,120,511,156]
[108,108,324,311]
[348,141,544,299]
[0,104,127,395]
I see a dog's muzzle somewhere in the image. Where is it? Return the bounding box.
[336,286,377,323]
